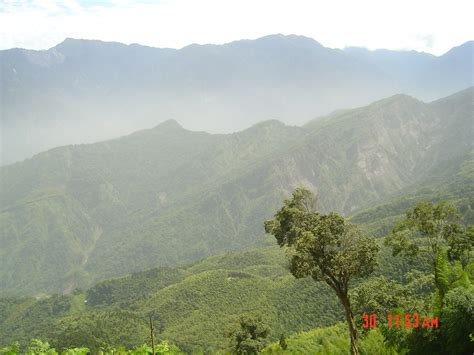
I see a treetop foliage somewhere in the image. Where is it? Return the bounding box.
[265,187,379,288]
[231,315,271,354]
[386,201,469,264]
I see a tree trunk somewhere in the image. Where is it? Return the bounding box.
[339,293,359,355]
[149,315,155,355]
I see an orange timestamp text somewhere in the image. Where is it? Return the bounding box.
[361,313,439,329]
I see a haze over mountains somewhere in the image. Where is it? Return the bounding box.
[1,34,473,165]
[1,87,472,296]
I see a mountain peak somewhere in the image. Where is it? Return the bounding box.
[374,93,422,106]
[53,37,128,54]
[440,40,474,58]
[429,86,474,106]
[212,34,324,51]
[155,119,184,131]
[252,119,286,129]
[251,34,324,49]
[54,37,86,49]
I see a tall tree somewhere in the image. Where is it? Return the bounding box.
[385,201,469,267]
[385,201,472,305]
[149,313,156,355]
[264,187,379,355]
[231,315,270,355]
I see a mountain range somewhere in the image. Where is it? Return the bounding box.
[1,34,472,164]
[1,87,472,296]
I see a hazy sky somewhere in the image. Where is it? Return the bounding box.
[1,0,473,55]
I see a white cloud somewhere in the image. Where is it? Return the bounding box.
[0,0,473,54]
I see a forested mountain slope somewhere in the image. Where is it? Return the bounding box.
[0,88,472,296]
[0,247,342,353]
[0,197,439,353]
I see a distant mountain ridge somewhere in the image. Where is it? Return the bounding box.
[0,88,472,296]
[1,34,472,164]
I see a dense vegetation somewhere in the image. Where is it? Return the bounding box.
[1,88,472,296]
[262,323,396,354]
[1,195,471,353]
[0,88,472,353]
[0,247,342,353]
[0,338,182,354]
[265,188,379,354]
